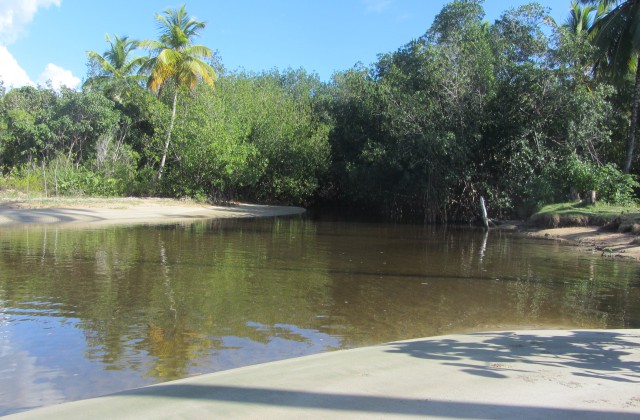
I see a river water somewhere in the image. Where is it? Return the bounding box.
[1,216,639,414]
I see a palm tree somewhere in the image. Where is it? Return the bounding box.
[580,0,640,173]
[85,34,146,95]
[565,1,596,35]
[140,5,217,180]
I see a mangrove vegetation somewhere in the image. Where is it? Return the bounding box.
[1,0,640,222]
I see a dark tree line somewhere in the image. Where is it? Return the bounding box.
[1,1,639,222]
[322,0,638,221]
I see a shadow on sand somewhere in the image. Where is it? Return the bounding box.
[384,330,640,384]
[110,382,638,419]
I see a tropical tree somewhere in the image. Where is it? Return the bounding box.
[140,5,217,179]
[0,86,57,168]
[580,0,640,173]
[85,34,146,96]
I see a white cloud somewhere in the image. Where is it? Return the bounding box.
[37,63,80,90]
[0,47,80,90]
[0,0,78,91]
[363,0,392,13]
[0,0,61,45]
[0,45,34,87]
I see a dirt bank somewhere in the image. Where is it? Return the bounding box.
[522,226,640,261]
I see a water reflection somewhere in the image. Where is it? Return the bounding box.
[0,218,639,414]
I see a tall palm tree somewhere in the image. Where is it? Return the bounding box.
[85,34,146,95]
[140,5,217,180]
[580,0,640,173]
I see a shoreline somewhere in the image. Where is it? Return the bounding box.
[7,329,640,419]
[514,224,640,261]
[2,197,639,260]
[0,197,305,228]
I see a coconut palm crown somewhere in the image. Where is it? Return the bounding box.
[140,5,217,93]
[85,34,146,92]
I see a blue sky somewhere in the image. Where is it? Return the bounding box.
[0,0,573,89]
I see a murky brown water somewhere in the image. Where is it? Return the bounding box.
[1,216,639,414]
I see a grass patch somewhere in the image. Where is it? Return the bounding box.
[529,202,640,229]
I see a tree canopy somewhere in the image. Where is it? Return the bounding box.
[1,0,639,222]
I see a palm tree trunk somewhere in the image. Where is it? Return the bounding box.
[623,56,640,174]
[157,89,178,180]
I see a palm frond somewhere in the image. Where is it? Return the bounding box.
[595,1,614,21]
[148,63,173,92]
[139,39,167,52]
[156,49,182,67]
[183,19,206,38]
[579,0,619,9]
[182,57,217,88]
[121,55,148,75]
[589,0,640,81]
[155,13,171,35]
[565,1,595,35]
[182,45,213,59]
[86,51,117,75]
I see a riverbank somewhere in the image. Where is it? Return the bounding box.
[6,329,640,419]
[2,197,640,260]
[515,201,640,260]
[522,226,640,260]
[0,197,305,228]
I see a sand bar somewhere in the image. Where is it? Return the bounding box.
[5,329,640,419]
[0,198,305,228]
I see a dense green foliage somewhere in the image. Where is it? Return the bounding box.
[530,200,640,229]
[1,1,639,222]
[323,1,637,221]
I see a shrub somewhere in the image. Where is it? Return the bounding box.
[563,156,639,205]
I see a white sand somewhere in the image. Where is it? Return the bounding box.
[0,198,305,228]
[7,329,640,419]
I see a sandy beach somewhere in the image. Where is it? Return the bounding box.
[0,197,305,228]
[6,329,640,419]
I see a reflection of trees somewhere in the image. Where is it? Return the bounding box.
[0,218,334,380]
[0,220,638,383]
